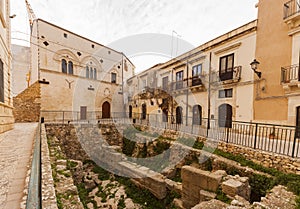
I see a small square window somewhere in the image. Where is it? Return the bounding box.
[91,44,95,48]
[219,88,233,98]
[63,33,68,38]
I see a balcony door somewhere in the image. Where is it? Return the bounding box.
[192,64,202,86]
[219,54,234,81]
[162,76,169,91]
[176,71,183,89]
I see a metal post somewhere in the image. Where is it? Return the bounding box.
[254,123,258,149]
[62,111,65,124]
[186,60,189,126]
[292,128,298,158]
[206,52,212,137]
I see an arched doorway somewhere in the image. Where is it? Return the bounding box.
[102,101,111,118]
[193,105,202,125]
[296,106,300,138]
[162,108,168,122]
[218,104,232,128]
[142,103,147,120]
[129,105,133,118]
[176,106,183,124]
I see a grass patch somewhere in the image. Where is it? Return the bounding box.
[216,188,232,204]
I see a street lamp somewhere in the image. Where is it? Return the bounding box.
[250,59,262,78]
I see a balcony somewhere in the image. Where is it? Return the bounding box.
[281,64,300,90]
[283,0,300,29]
[211,66,242,85]
[170,76,205,94]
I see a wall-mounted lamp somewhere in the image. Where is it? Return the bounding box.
[250,59,262,78]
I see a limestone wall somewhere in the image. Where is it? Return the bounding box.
[13,82,41,122]
[41,124,58,209]
[217,142,300,174]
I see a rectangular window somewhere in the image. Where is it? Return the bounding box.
[219,88,233,98]
[111,72,117,83]
[0,59,3,103]
[176,71,183,89]
[162,76,168,90]
[219,54,234,81]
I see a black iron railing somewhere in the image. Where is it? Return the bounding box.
[41,110,300,158]
[284,0,300,19]
[170,76,204,91]
[281,64,300,83]
[212,66,242,83]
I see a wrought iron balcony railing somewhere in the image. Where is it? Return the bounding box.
[170,76,204,91]
[284,0,300,19]
[281,64,300,83]
[211,66,242,83]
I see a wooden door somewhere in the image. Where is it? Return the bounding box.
[80,106,87,120]
[102,102,111,118]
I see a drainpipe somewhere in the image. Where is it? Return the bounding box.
[186,60,189,126]
[207,52,212,137]
[121,53,125,117]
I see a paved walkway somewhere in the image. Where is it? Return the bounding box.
[0,123,38,209]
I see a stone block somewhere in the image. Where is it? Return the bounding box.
[199,190,217,202]
[221,178,250,201]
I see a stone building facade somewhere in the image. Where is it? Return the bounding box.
[26,19,135,121]
[0,0,14,133]
[125,0,300,129]
[125,20,257,127]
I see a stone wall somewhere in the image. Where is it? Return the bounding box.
[181,166,223,209]
[135,124,300,175]
[13,82,41,122]
[41,124,58,209]
[217,142,300,174]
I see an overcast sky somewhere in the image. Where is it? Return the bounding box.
[11,0,258,72]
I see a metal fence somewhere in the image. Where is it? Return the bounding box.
[26,122,41,209]
[40,110,300,158]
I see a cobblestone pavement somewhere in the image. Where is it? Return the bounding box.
[0,123,38,209]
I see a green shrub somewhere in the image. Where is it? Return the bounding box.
[122,137,136,156]
[92,165,110,181]
[153,140,170,154]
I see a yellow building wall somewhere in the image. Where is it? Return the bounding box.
[253,0,291,123]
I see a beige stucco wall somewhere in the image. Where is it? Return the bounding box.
[0,0,13,133]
